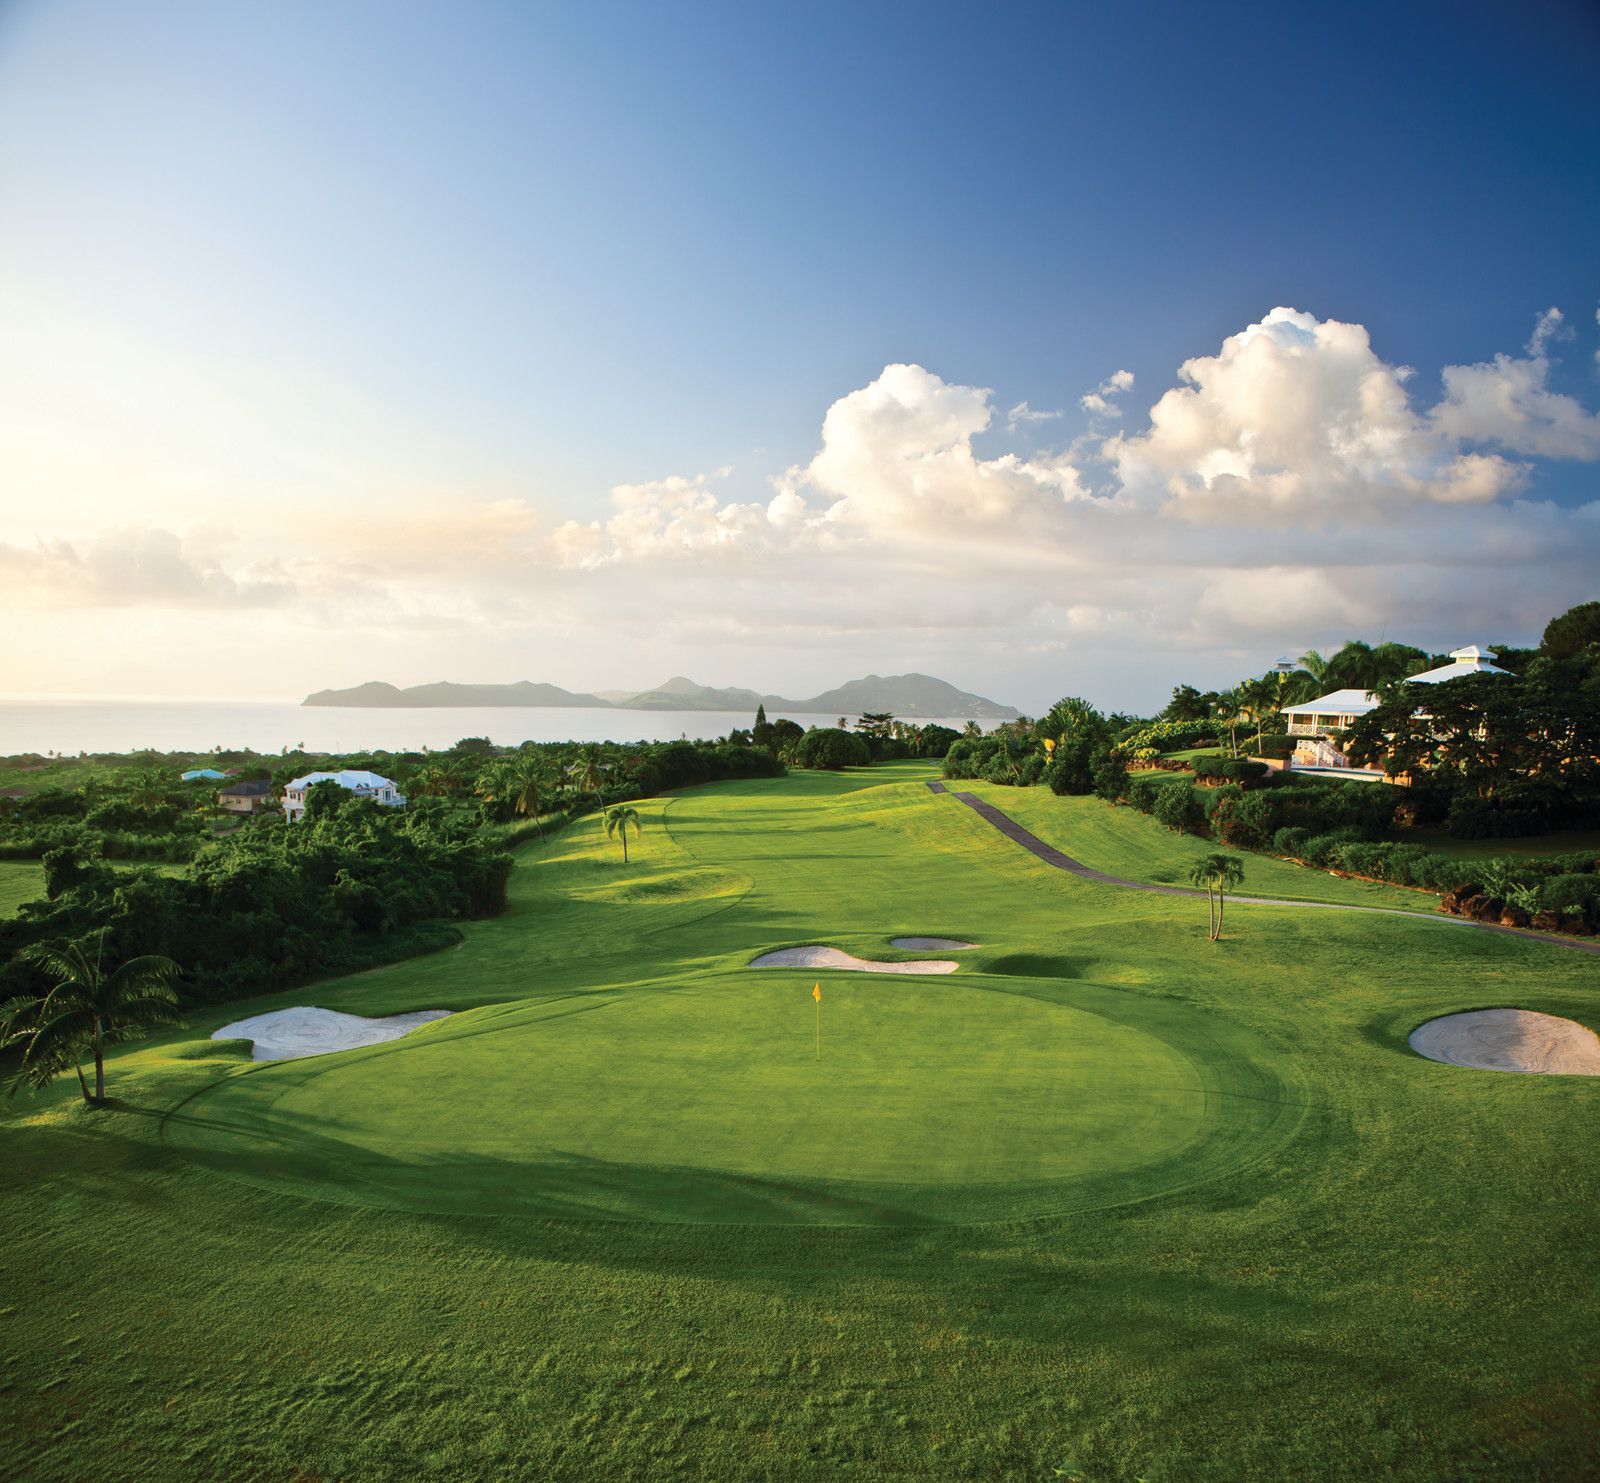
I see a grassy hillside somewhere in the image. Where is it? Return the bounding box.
[3,761,1597,1479]
[952,780,1431,910]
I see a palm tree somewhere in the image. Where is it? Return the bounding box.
[1298,649,1330,686]
[504,756,553,839]
[1187,853,1246,941]
[603,804,641,863]
[568,745,609,812]
[1,935,181,1104]
[1236,675,1278,750]
[1211,688,1243,758]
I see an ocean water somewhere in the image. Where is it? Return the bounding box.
[0,700,976,757]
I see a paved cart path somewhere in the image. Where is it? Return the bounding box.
[926,781,1600,955]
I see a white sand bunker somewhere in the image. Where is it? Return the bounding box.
[890,936,977,950]
[1409,1009,1600,1076]
[750,946,958,975]
[212,1006,453,1062]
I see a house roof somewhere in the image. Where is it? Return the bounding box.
[219,779,274,796]
[1281,688,1379,717]
[285,769,398,791]
[181,768,230,781]
[1406,654,1512,684]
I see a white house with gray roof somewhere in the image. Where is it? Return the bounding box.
[282,770,406,822]
[1281,646,1511,774]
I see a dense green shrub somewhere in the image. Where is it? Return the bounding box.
[1445,797,1548,839]
[1544,874,1600,918]
[0,804,513,1008]
[1207,789,1277,849]
[1090,749,1128,803]
[1153,781,1205,834]
[941,737,1002,780]
[1254,734,1296,759]
[1114,719,1218,754]
[982,755,1020,785]
[1272,826,1311,857]
[1222,759,1269,784]
[794,728,870,770]
[1127,775,1164,814]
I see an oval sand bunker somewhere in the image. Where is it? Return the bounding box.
[213,1006,452,1062]
[1409,1008,1600,1076]
[890,936,977,950]
[750,946,957,975]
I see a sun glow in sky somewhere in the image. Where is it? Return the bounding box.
[1,0,1598,711]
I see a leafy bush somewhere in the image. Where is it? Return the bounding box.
[794,728,871,770]
[1091,749,1129,803]
[1544,874,1600,919]
[1222,759,1269,784]
[1127,775,1164,814]
[1445,797,1549,839]
[0,806,513,1009]
[982,755,1020,785]
[1272,826,1311,857]
[1115,719,1219,754]
[1302,828,1367,866]
[1153,781,1205,834]
[942,737,1002,780]
[1254,734,1296,759]
[1207,789,1277,849]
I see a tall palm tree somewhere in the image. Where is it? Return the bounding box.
[568,745,609,812]
[603,804,641,863]
[2,936,181,1104]
[1187,853,1246,941]
[1298,649,1330,686]
[504,756,554,838]
[1211,688,1243,758]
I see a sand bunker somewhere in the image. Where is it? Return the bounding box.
[212,1006,453,1062]
[750,946,958,975]
[890,936,977,950]
[1409,1008,1600,1076]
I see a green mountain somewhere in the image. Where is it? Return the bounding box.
[302,680,609,708]
[788,673,1018,719]
[302,672,1017,718]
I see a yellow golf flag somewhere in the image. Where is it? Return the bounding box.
[812,983,821,1002]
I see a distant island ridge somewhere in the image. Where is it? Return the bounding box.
[302,673,1019,719]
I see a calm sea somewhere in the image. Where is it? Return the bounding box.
[0,700,975,757]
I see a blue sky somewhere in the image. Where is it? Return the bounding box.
[1,1,1598,709]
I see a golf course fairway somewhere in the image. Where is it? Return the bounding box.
[6,762,1599,1480]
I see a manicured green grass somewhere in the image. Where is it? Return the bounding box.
[955,780,1432,910]
[4,760,1599,1479]
[0,859,44,916]
[1399,827,1600,862]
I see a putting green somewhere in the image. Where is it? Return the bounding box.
[165,967,1297,1225]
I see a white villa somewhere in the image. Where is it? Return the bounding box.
[282,770,406,823]
[1282,646,1511,774]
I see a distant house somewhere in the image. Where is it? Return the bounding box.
[218,778,276,815]
[1282,646,1512,776]
[181,768,230,782]
[281,770,406,823]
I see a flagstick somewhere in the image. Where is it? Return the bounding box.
[815,997,820,1060]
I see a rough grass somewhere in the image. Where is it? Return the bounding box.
[4,760,1599,1480]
